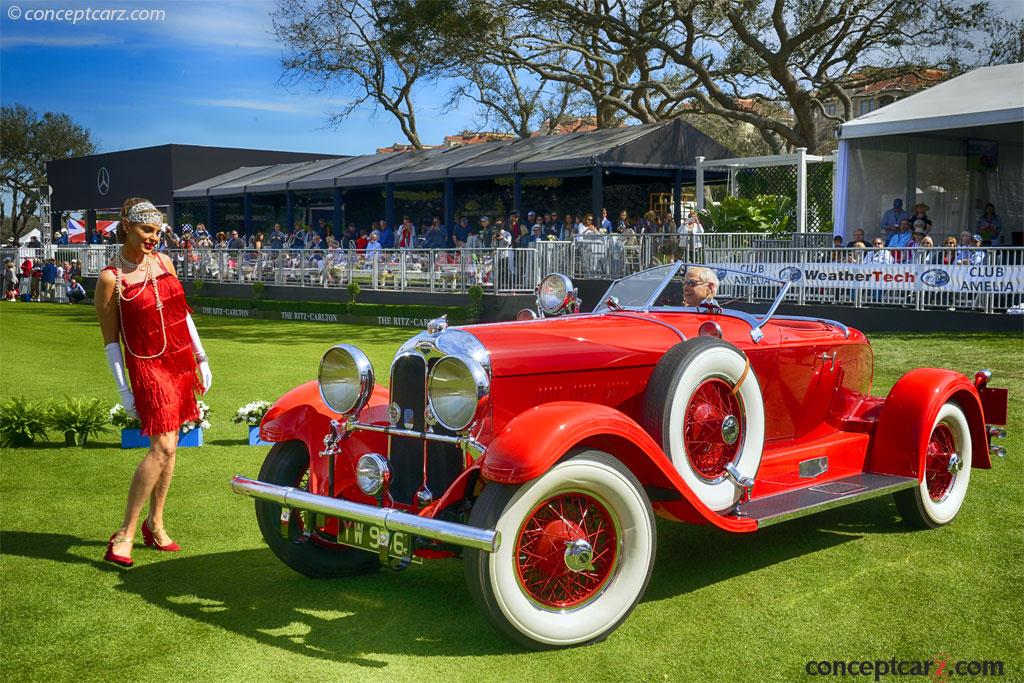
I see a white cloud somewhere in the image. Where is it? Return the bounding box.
[1,34,120,48]
[188,97,308,113]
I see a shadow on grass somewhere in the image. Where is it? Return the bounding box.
[2,497,906,664]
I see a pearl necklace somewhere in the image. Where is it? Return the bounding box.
[114,251,167,359]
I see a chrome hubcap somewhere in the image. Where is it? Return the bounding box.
[947,453,963,473]
[721,415,739,445]
[563,539,595,573]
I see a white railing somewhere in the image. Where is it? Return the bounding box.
[5,238,1020,313]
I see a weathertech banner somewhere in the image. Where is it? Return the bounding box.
[712,262,1021,293]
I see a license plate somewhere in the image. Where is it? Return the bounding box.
[337,520,422,563]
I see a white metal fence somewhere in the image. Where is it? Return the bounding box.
[3,237,1021,313]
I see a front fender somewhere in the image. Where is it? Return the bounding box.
[480,401,756,533]
[868,368,990,479]
[260,381,391,496]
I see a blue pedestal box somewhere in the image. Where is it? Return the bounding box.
[248,426,272,446]
[120,428,203,448]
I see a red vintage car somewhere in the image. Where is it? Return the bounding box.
[231,263,1009,649]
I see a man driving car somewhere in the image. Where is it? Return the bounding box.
[682,267,719,307]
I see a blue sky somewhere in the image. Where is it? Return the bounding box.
[0,0,475,155]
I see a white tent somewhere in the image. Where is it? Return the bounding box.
[834,63,1024,243]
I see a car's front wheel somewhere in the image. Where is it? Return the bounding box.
[894,402,973,528]
[464,450,656,649]
[254,440,379,578]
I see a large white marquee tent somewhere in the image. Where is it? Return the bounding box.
[834,62,1023,243]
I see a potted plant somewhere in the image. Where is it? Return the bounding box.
[112,400,211,448]
[232,400,272,445]
[0,397,49,447]
[47,397,111,446]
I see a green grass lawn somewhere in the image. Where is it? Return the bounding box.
[1,304,1021,682]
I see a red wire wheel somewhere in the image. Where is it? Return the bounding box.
[683,378,743,481]
[514,492,619,609]
[924,423,957,502]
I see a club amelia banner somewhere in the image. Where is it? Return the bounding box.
[710,261,1021,293]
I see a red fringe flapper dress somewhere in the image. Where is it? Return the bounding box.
[103,262,203,436]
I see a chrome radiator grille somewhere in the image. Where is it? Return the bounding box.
[388,353,464,505]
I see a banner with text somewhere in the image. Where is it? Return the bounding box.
[710,262,1020,293]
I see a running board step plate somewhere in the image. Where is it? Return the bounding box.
[737,473,918,528]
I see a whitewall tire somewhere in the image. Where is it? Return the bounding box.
[464,450,656,649]
[895,402,972,528]
[642,338,765,511]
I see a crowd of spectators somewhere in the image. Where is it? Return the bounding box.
[3,255,84,303]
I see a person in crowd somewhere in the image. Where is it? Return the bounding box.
[465,224,484,250]
[396,216,416,248]
[560,214,575,240]
[976,203,1002,246]
[828,234,846,262]
[94,197,213,568]
[452,216,470,248]
[365,230,382,259]
[616,210,630,233]
[580,213,599,235]
[880,198,911,235]
[194,223,210,241]
[846,228,867,247]
[3,258,18,301]
[59,261,69,282]
[848,241,868,263]
[682,211,704,250]
[940,236,958,265]
[546,213,562,239]
[528,224,543,244]
[253,231,265,251]
[20,257,32,279]
[864,237,894,264]
[515,222,531,248]
[662,210,678,232]
[214,231,228,249]
[912,235,936,264]
[955,231,974,264]
[293,224,308,248]
[376,221,393,249]
[355,228,369,252]
[26,235,42,248]
[30,260,43,301]
[69,259,81,281]
[908,223,927,250]
[959,234,987,265]
[910,203,932,232]
[682,267,719,307]
[600,208,613,231]
[268,223,286,250]
[886,219,912,261]
[479,215,495,247]
[507,211,521,238]
[41,257,58,301]
[317,218,331,240]
[227,230,245,251]
[66,277,87,304]
[423,219,447,249]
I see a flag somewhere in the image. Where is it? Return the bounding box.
[98,220,119,235]
[67,218,86,243]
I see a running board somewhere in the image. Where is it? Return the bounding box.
[734,473,918,528]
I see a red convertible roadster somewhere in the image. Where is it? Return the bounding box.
[231,263,1009,649]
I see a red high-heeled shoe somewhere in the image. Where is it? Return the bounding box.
[142,519,181,552]
[104,531,134,567]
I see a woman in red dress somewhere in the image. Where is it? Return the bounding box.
[95,197,213,567]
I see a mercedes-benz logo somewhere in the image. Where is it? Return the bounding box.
[97,167,110,195]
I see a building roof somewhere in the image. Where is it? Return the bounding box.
[173,119,733,197]
[839,62,1024,139]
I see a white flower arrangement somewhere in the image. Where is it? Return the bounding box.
[181,400,212,433]
[109,403,141,429]
[232,400,272,426]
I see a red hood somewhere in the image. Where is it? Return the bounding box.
[465,314,684,378]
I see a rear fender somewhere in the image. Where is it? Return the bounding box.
[480,401,757,533]
[868,369,990,479]
[259,381,391,494]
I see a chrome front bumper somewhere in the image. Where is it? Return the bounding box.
[230,475,500,553]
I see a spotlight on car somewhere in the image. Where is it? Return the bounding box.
[427,354,489,432]
[355,453,391,496]
[318,344,374,415]
[537,273,579,316]
[698,321,723,338]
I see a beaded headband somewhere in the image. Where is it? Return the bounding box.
[125,201,164,226]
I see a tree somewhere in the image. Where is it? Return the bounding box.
[0,104,96,242]
[273,0,460,149]
[392,0,1010,153]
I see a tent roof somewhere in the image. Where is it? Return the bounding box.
[840,62,1024,140]
[173,120,733,197]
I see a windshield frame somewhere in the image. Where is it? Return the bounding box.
[594,262,793,343]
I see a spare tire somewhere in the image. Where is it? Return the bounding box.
[641,337,765,512]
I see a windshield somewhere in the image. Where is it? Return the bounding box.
[592,263,680,312]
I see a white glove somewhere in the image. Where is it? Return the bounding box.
[185,313,212,392]
[105,342,138,418]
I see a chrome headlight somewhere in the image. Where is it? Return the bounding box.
[355,453,390,496]
[427,354,489,432]
[538,273,578,315]
[318,344,374,415]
